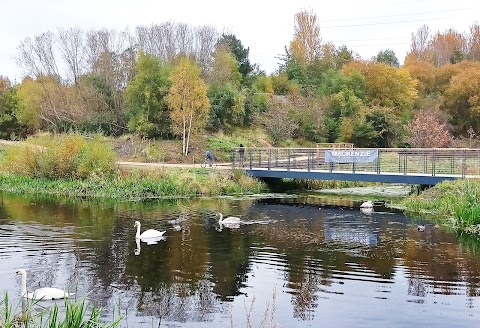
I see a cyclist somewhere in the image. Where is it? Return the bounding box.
[205,150,214,167]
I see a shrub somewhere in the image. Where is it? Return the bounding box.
[0,133,118,180]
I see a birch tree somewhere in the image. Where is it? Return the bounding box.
[166,57,209,155]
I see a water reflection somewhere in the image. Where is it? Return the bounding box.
[1,192,480,327]
[135,236,166,255]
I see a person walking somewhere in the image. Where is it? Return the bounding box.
[239,144,245,166]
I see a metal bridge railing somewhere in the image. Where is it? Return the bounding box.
[231,147,480,178]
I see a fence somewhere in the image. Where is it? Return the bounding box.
[231,147,480,178]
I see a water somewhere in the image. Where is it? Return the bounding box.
[1,192,480,327]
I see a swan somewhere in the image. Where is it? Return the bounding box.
[16,269,74,300]
[134,221,166,239]
[360,207,374,215]
[360,200,373,208]
[218,213,241,224]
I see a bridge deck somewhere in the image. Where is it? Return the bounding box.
[231,147,480,185]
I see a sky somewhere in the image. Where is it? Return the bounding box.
[1,0,479,82]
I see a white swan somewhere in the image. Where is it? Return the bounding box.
[134,221,166,239]
[16,269,74,300]
[360,207,374,215]
[360,200,374,208]
[218,213,241,224]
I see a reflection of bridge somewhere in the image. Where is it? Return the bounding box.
[232,147,480,185]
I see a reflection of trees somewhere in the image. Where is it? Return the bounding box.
[135,280,219,323]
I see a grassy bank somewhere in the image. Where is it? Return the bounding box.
[0,168,267,200]
[403,179,480,235]
[0,133,267,200]
[0,292,121,328]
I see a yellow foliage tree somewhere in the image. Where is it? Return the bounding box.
[403,53,436,96]
[166,56,210,155]
[443,61,480,135]
[342,61,418,117]
[289,10,322,64]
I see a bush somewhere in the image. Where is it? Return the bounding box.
[0,133,118,180]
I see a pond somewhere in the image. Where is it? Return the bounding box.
[1,191,480,327]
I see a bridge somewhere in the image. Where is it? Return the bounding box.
[231,147,480,185]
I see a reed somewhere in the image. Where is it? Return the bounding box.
[0,292,121,328]
[0,168,267,200]
[403,179,480,235]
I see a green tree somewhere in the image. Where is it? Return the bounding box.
[375,49,399,67]
[207,84,245,131]
[166,56,210,155]
[125,52,172,138]
[0,77,27,139]
[217,34,257,85]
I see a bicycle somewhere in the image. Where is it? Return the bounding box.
[201,157,216,168]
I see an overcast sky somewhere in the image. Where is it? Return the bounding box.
[1,0,478,82]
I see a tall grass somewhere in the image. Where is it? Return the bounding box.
[0,292,120,328]
[403,179,480,235]
[0,168,267,200]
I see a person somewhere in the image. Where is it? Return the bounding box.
[205,150,214,166]
[239,144,245,166]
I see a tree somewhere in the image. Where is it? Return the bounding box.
[466,22,480,61]
[442,62,480,135]
[429,29,466,67]
[375,49,399,67]
[410,24,431,61]
[262,96,298,146]
[342,61,418,117]
[0,77,27,139]
[166,56,209,155]
[207,84,245,131]
[408,109,451,147]
[125,52,172,138]
[207,46,241,87]
[289,10,322,64]
[403,54,437,97]
[217,34,257,84]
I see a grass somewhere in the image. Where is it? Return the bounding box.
[0,167,268,200]
[0,292,121,328]
[403,179,480,235]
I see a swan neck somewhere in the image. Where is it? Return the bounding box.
[20,272,27,298]
[218,213,223,224]
[136,223,141,238]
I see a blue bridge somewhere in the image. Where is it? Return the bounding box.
[230,147,480,185]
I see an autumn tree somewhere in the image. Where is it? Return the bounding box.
[465,22,480,61]
[442,62,480,135]
[342,61,418,117]
[166,57,209,155]
[408,109,451,147]
[403,54,437,98]
[410,24,431,62]
[125,52,172,138]
[429,29,466,67]
[289,10,322,64]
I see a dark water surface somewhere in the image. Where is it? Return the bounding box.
[1,192,480,327]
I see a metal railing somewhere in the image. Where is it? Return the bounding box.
[231,147,480,178]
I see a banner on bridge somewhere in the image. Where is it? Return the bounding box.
[325,149,378,163]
